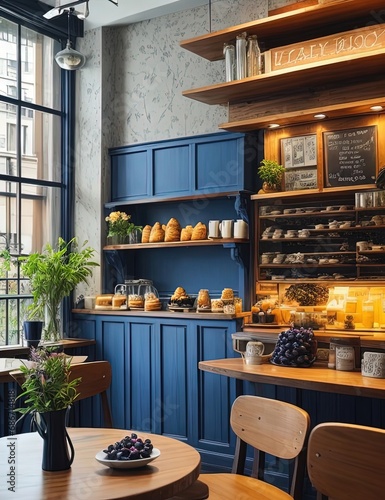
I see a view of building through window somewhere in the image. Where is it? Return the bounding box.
[0,16,63,345]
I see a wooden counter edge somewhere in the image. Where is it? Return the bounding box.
[0,338,96,358]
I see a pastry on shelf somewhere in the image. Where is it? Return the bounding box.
[221,287,234,303]
[165,218,181,242]
[211,299,224,312]
[128,294,144,308]
[112,294,127,310]
[144,292,162,311]
[191,222,207,240]
[149,222,165,242]
[142,225,152,243]
[180,225,193,241]
[197,289,211,311]
[169,286,195,308]
[95,294,113,309]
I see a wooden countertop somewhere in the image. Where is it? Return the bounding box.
[0,338,96,358]
[199,358,385,399]
[73,309,251,321]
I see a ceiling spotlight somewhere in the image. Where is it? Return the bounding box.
[314,113,327,119]
[54,9,86,70]
[268,123,280,129]
[370,105,383,112]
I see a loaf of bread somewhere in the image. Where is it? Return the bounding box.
[142,225,152,243]
[95,294,113,309]
[112,294,127,310]
[165,218,181,242]
[180,225,193,241]
[191,222,207,240]
[149,222,165,243]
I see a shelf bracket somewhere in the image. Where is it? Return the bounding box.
[223,243,245,267]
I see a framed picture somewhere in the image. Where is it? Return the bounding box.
[280,134,317,169]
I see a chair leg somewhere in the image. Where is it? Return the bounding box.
[289,448,306,500]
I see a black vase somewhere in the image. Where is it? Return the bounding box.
[33,408,74,471]
[23,320,43,348]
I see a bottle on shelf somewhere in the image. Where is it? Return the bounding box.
[236,32,247,80]
[223,43,236,82]
[247,35,262,77]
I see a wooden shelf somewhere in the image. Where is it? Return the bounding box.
[251,186,375,201]
[182,50,385,106]
[103,238,249,250]
[180,0,385,61]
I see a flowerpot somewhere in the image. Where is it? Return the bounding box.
[23,320,43,348]
[33,408,74,471]
[258,182,281,194]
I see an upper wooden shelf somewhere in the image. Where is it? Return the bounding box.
[182,50,385,106]
[180,0,385,61]
[103,238,249,250]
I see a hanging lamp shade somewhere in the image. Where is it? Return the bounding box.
[54,8,86,71]
[55,40,86,70]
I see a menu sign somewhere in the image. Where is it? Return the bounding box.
[323,126,377,187]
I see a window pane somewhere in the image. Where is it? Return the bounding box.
[21,27,61,110]
[21,183,61,254]
[0,19,18,88]
[21,109,61,182]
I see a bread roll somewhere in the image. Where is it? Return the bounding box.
[180,225,193,241]
[149,222,165,243]
[142,225,152,243]
[95,294,113,309]
[165,217,181,242]
[191,222,207,240]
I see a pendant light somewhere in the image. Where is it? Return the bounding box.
[54,8,86,71]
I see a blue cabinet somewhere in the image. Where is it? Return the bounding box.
[109,132,259,203]
[72,313,240,470]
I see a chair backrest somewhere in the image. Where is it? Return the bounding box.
[230,395,310,499]
[307,422,385,500]
[69,361,113,428]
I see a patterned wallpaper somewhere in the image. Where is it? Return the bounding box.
[74,0,296,294]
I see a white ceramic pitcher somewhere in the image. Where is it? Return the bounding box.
[219,220,233,238]
[234,219,248,239]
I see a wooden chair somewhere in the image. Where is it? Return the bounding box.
[69,361,113,427]
[11,360,113,428]
[307,422,385,500]
[169,395,310,500]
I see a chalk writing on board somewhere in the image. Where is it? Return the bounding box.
[324,127,376,187]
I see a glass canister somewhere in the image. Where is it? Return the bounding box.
[223,43,235,82]
[247,35,262,77]
[236,32,247,80]
[197,289,211,311]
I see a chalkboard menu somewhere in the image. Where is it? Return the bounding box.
[324,126,377,187]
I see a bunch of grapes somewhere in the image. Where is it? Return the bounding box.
[271,327,316,367]
[103,433,153,460]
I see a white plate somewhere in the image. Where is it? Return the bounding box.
[95,448,160,469]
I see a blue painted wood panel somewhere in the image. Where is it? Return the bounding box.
[153,145,190,197]
[111,150,149,201]
[195,137,242,192]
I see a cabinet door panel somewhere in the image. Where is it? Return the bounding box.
[198,324,236,449]
[129,322,153,432]
[111,150,149,201]
[153,145,190,196]
[195,138,242,192]
[101,320,126,429]
[157,323,189,438]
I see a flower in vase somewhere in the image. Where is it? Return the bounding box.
[105,211,142,238]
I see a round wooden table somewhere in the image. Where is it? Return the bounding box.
[0,428,201,499]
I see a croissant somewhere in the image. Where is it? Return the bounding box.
[165,218,181,242]
[149,222,165,243]
[141,225,152,243]
[191,222,207,240]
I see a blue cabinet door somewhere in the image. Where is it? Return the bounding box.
[111,148,150,201]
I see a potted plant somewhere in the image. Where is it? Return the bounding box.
[105,210,143,244]
[13,346,81,471]
[257,159,286,193]
[19,237,98,342]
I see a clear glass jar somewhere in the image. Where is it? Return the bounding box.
[362,300,374,328]
[236,32,247,80]
[223,43,235,82]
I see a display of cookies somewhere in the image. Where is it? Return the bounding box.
[221,288,234,303]
[144,292,162,311]
[128,294,144,308]
[211,299,224,312]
